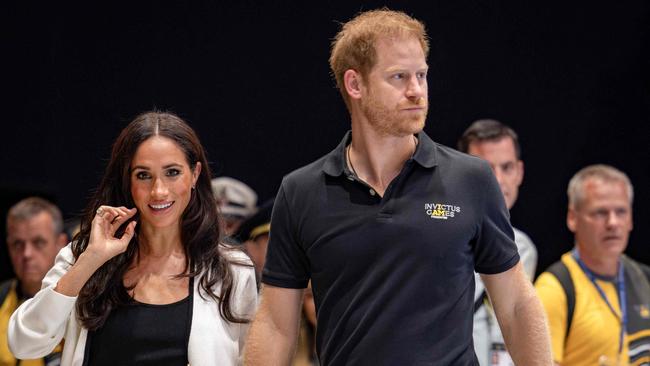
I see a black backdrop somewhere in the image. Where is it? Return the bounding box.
[2,2,649,281]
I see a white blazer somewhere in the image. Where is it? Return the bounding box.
[8,244,258,366]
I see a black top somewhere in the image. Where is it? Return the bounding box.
[84,278,194,366]
[262,131,519,366]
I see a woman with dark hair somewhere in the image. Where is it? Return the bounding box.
[8,111,257,365]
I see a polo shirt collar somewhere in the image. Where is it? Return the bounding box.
[412,130,438,168]
[322,131,351,177]
[322,130,439,177]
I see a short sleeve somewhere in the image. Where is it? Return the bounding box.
[472,162,520,274]
[261,183,310,289]
[534,272,568,363]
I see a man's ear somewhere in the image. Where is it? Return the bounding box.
[516,160,524,186]
[343,69,363,100]
[567,207,577,233]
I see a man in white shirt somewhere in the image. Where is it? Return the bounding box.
[458,119,538,366]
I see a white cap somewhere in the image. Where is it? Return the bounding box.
[211,177,257,219]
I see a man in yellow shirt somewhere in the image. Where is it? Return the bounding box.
[535,165,650,366]
[1,197,67,366]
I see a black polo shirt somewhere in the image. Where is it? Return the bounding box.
[262,131,519,366]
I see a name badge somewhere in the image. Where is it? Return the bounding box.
[490,343,514,366]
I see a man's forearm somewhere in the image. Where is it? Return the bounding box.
[245,306,297,365]
[501,287,553,365]
[244,285,303,366]
[483,263,553,365]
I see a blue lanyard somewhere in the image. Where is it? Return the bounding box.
[572,249,627,355]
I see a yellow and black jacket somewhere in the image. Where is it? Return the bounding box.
[536,253,650,366]
[0,279,62,366]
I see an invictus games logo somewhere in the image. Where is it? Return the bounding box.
[638,304,650,319]
[425,203,461,220]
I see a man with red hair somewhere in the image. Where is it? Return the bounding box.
[246,9,551,365]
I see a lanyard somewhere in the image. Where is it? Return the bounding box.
[572,249,627,355]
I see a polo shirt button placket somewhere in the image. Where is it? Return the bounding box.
[369,188,376,196]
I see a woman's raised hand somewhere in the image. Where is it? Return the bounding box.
[54,206,138,296]
[87,206,138,263]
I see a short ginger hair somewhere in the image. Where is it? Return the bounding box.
[329,8,429,108]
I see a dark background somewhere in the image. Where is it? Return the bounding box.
[1,1,649,280]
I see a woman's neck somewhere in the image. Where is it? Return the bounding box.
[138,223,183,257]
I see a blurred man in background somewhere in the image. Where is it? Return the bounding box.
[458,119,538,365]
[535,165,650,366]
[211,176,257,240]
[236,199,273,281]
[1,197,67,366]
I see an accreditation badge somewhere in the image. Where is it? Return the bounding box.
[490,343,514,366]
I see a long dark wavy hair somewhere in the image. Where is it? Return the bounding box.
[72,111,249,330]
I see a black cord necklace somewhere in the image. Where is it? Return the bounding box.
[346,143,359,177]
[346,135,418,178]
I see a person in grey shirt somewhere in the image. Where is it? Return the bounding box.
[458,119,538,366]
